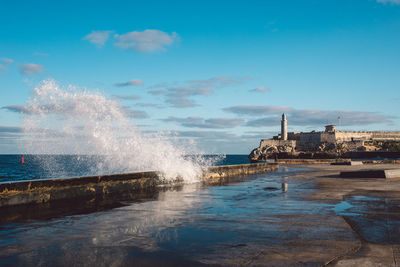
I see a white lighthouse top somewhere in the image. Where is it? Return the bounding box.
[282,113,286,120]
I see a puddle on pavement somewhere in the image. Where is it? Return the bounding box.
[333,201,359,216]
[334,194,400,244]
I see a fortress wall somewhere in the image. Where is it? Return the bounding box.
[335,131,400,142]
[320,132,336,143]
[335,131,373,142]
[287,132,301,141]
[299,132,322,143]
[371,132,400,140]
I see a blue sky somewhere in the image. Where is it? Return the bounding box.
[1,0,400,154]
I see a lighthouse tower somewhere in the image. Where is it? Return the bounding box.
[281,113,287,140]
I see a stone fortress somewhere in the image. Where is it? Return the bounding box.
[249,114,400,162]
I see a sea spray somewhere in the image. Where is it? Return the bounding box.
[20,80,222,181]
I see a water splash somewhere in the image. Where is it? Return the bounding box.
[20,80,221,181]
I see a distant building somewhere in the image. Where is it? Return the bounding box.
[249,114,400,160]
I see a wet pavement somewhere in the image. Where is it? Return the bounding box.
[1,165,400,266]
[296,164,400,266]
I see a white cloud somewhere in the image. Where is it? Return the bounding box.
[114,79,144,87]
[377,0,400,4]
[250,86,270,93]
[114,29,178,52]
[83,30,113,47]
[224,105,291,116]
[19,63,44,75]
[175,130,236,139]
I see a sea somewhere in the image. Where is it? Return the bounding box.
[0,154,251,183]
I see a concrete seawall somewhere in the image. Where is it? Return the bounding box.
[0,163,278,208]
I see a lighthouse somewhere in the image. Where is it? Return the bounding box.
[281,113,287,140]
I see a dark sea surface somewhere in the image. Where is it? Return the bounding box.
[0,154,251,183]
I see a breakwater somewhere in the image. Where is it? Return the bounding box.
[0,163,278,208]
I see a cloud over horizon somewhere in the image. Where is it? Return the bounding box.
[174,130,236,139]
[0,126,23,133]
[2,105,33,114]
[224,105,395,127]
[224,105,292,116]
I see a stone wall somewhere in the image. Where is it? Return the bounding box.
[335,131,373,142]
[320,132,336,143]
[299,132,322,143]
[371,131,400,140]
[335,131,400,141]
[0,163,279,208]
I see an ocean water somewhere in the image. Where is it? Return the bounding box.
[0,154,250,183]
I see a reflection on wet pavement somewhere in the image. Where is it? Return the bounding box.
[336,194,400,244]
[0,167,363,266]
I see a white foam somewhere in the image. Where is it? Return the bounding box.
[20,80,222,181]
